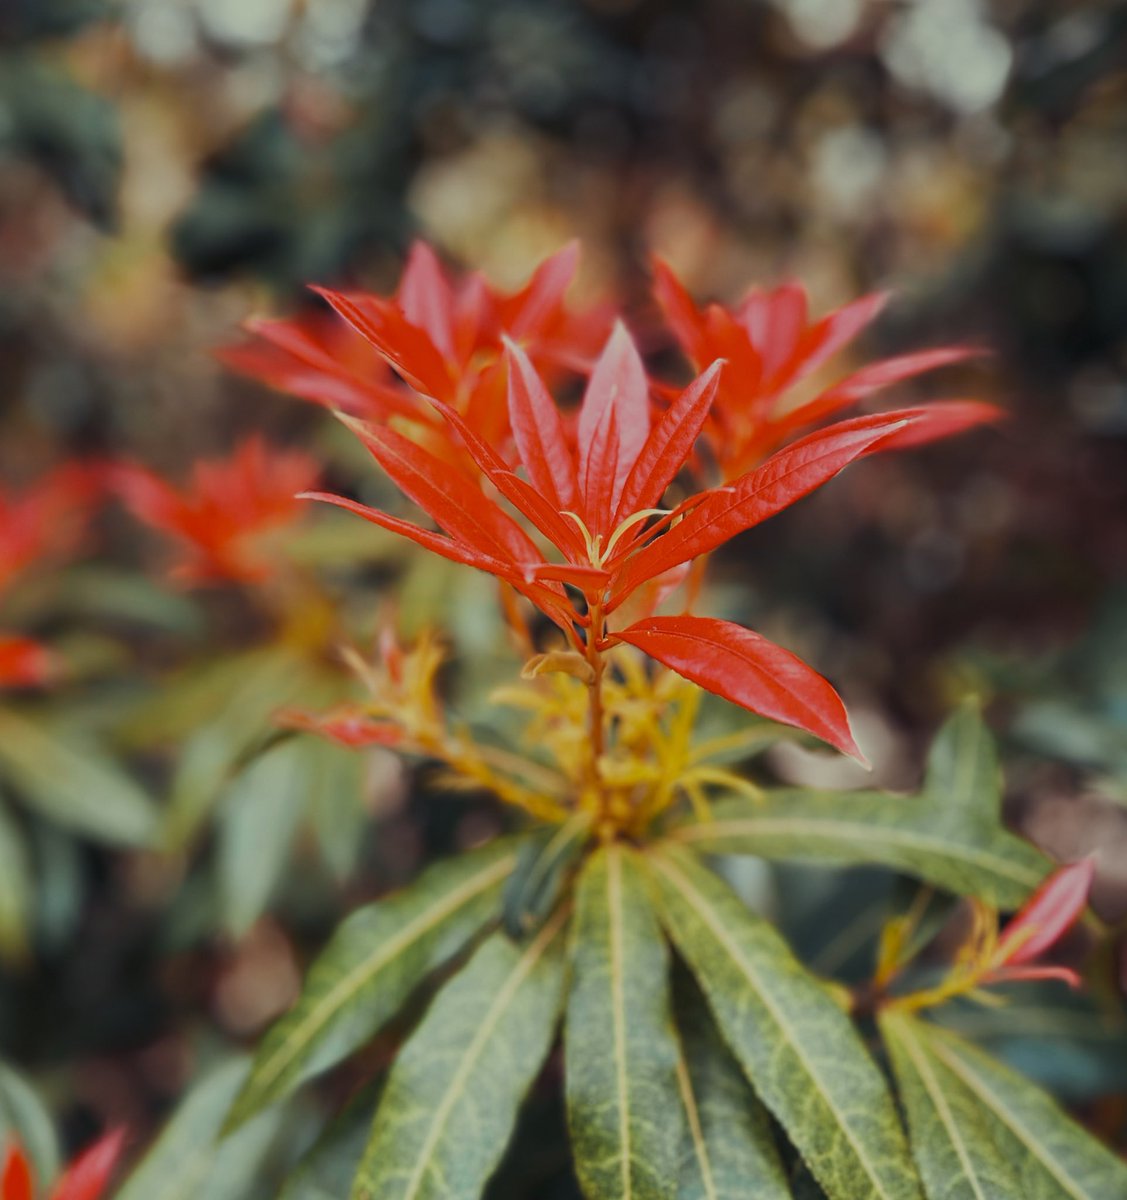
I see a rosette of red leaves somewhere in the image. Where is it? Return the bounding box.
[1,1131,123,1200]
[112,436,319,584]
[299,247,1002,758]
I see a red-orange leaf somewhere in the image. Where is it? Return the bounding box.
[397,242,457,362]
[609,410,926,606]
[613,359,723,523]
[504,338,578,510]
[50,1129,124,1200]
[312,287,452,400]
[2,1145,33,1200]
[504,240,579,338]
[339,417,541,567]
[614,615,863,760]
[994,857,1095,968]
[576,322,650,536]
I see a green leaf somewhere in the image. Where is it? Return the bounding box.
[279,1082,381,1200]
[0,801,33,963]
[0,708,157,845]
[227,839,518,1130]
[566,845,683,1200]
[924,701,1001,818]
[0,1061,60,1184]
[217,740,310,937]
[116,1058,286,1200]
[306,741,367,882]
[647,844,922,1200]
[503,813,590,939]
[673,981,791,1200]
[351,918,568,1200]
[909,1021,1127,1199]
[672,791,1048,908]
[880,1011,1018,1199]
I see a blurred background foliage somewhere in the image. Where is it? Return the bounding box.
[0,0,1125,1193]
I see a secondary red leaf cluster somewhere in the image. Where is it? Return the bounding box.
[1,1132,123,1200]
[227,243,1000,755]
[0,464,103,689]
[112,436,318,584]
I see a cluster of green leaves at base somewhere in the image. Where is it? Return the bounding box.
[119,702,1127,1200]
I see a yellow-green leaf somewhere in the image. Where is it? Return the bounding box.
[567,845,683,1200]
[226,839,518,1130]
[647,844,922,1200]
[672,792,1048,908]
[674,981,791,1200]
[350,916,568,1200]
[0,801,32,963]
[912,1020,1127,1199]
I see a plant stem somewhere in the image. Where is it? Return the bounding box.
[585,599,609,827]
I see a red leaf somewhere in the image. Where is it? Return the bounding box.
[50,1129,125,1200]
[424,394,587,561]
[2,1145,34,1200]
[576,322,650,536]
[312,288,453,400]
[504,241,579,338]
[278,707,404,749]
[856,401,1004,452]
[504,338,578,510]
[614,359,723,523]
[792,291,889,382]
[995,858,1095,967]
[738,282,808,381]
[609,410,926,606]
[0,636,55,689]
[613,615,863,760]
[338,417,542,567]
[397,242,457,362]
[651,256,710,366]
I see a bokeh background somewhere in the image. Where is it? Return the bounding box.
[1,0,1126,1192]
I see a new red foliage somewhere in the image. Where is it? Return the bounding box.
[1,1131,124,1200]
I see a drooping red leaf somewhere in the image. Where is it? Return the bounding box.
[609,410,929,606]
[397,242,457,362]
[312,287,453,400]
[854,401,1004,452]
[613,359,723,523]
[504,338,579,511]
[995,858,1095,967]
[614,615,863,760]
[576,322,650,536]
[50,1129,125,1200]
[2,1145,34,1200]
[338,416,542,567]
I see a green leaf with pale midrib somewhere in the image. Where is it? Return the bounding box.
[923,701,1001,818]
[350,916,568,1200]
[0,708,157,845]
[673,980,791,1200]
[671,791,1048,907]
[647,844,922,1200]
[880,1011,1017,1200]
[226,839,518,1130]
[917,1021,1127,1200]
[279,1081,381,1200]
[567,845,683,1200]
